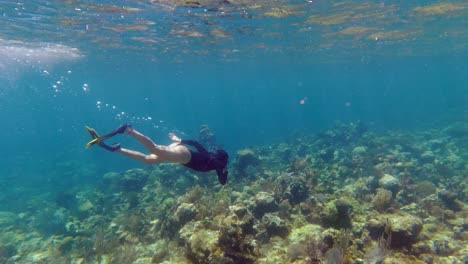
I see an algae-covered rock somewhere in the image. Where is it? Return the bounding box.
[0,243,17,263]
[318,148,335,162]
[102,172,121,188]
[180,222,222,263]
[216,205,258,263]
[321,198,353,229]
[414,180,436,197]
[0,211,17,227]
[77,200,94,212]
[57,236,75,254]
[351,146,367,156]
[287,224,326,263]
[412,241,432,255]
[420,151,435,163]
[390,214,423,248]
[288,224,322,244]
[103,169,149,192]
[250,192,278,218]
[378,174,400,193]
[218,223,257,264]
[278,175,309,206]
[133,257,154,264]
[262,213,289,238]
[65,221,82,236]
[372,188,394,212]
[227,205,256,235]
[234,149,260,176]
[289,241,324,263]
[366,218,386,240]
[430,233,460,256]
[366,213,423,248]
[229,205,249,218]
[119,169,149,192]
[438,189,462,211]
[175,202,198,225]
[381,253,426,264]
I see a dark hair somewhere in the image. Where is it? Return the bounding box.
[213,149,229,185]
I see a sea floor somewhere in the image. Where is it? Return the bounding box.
[0,121,467,264]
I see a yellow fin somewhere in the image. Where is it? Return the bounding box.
[85,126,101,148]
[86,138,100,149]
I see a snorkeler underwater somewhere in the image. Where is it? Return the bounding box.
[86,124,229,185]
[0,0,466,263]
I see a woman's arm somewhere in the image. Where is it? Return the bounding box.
[216,168,228,185]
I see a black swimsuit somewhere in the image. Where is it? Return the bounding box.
[182,140,215,172]
[181,140,227,185]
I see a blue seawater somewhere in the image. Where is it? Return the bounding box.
[0,0,466,208]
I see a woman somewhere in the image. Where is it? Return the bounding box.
[86,124,229,185]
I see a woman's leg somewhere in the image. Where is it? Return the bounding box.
[126,128,160,153]
[116,148,162,164]
[125,128,190,163]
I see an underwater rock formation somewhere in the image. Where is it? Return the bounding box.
[228,205,256,236]
[3,122,467,263]
[0,211,17,227]
[262,213,289,238]
[216,206,259,263]
[317,147,335,162]
[321,198,354,229]
[420,150,435,163]
[372,188,394,212]
[175,202,198,225]
[249,192,279,218]
[218,224,258,264]
[179,222,223,263]
[234,149,260,177]
[367,213,423,249]
[378,174,401,193]
[102,168,149,192]
[438,189,463,211]
[275,174,309,206]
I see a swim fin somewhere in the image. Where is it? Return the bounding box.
[85,126,102,148]
[85,124,130,148]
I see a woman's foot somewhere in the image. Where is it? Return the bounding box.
[115,124,132,134]
[98,142,121,152]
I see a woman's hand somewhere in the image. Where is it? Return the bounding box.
[169,133,181,143]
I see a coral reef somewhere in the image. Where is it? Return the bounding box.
[234,148,260,178]
[1,122,467,263]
